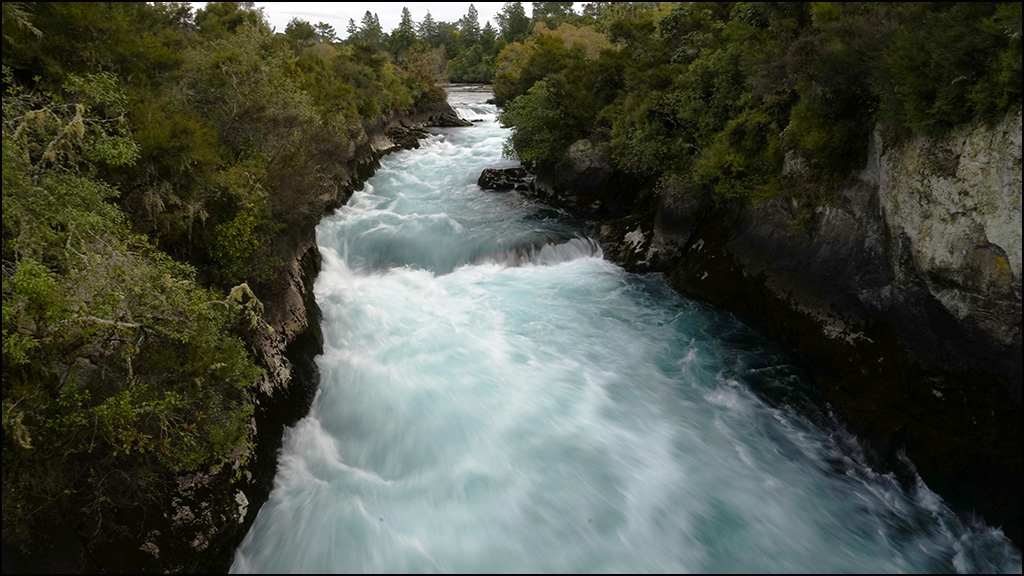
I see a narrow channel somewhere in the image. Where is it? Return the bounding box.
[231,87,1021,573]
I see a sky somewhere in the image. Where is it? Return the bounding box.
[240,3,512,38]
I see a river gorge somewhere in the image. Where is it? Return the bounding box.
[229,87,1021,573]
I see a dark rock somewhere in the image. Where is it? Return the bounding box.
[385,126,427,150]
[434,110,472,127]
[478,167,532,191]
[531,140,643,219]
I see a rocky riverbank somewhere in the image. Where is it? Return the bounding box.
[213,101,468,572]
[1,100,467,574]
[514,109,1023,546]
[232,100,468,570]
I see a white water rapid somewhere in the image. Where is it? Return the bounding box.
[231,86,1021,573]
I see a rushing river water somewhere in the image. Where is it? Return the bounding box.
[231,87,1020,573]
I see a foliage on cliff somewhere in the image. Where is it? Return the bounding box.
[494,2,1022,205]
[1,63,259,542]
[1,1,441,552]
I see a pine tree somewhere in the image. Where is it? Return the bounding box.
[496,2,530,43]
[418,11,438,45]
[481,21,497,55]
[391,7,416,55]
[459,4,481,46]
[359,10,383,49]
[314,21,337,43]
[531,2,574,28]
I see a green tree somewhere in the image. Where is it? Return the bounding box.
[195,1,263,38]
[391,7,417,55]
[496,2,530,43]
[285,17,317,44]
[460,4,482,45]
[418,11,439,44]
[314,21,337,43]
[500,79,577,165]
[877,2,1022,134]
[532,2,575,28]
[481,21,498,54]
[399,42,449,85]
[359,10,383,50]
[439,20,464,60]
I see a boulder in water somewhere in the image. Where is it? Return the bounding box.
[478,167,533,192]
[435,110,472,127]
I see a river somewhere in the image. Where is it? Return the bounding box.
[231,86,1020,573]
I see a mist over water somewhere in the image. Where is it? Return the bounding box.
[231,86,1021,573]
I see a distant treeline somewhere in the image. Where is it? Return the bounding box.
[308,2,572,84]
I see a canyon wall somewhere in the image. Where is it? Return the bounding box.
[532,109,1023,545]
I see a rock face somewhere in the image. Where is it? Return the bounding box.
[531,138,637,216]
[879,111,1022,351]
[524,110,1023,546]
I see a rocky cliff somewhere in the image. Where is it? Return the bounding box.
[530,109,1023,546]
[230,101,467,569]
[208,101,468,572]
[0,101,467,574]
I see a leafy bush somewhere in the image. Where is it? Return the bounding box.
[2,73,260,529]
[499,79,575,166]
[878,3,1022,135]
[692,109,783,200]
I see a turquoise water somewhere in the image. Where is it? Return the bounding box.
[231,87,1021,573]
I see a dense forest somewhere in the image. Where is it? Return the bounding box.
[493,2,1021,216]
